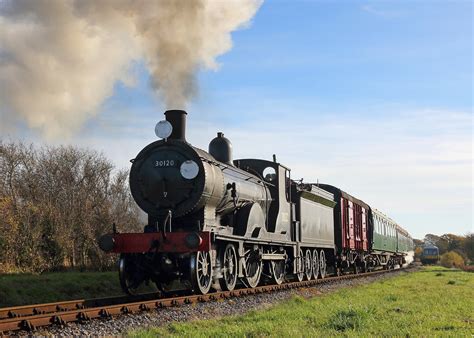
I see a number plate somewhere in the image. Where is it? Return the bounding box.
[155,159,177,168]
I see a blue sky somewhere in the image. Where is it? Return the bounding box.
[5,1,473,239]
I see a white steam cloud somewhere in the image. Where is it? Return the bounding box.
[403,251,414,267]
[0,0,262,139]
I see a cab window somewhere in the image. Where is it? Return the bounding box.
[285,169,291,202]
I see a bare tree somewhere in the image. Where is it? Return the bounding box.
[0,140,142,273]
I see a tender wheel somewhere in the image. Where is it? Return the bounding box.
[353,262,360,274]
[312,249,320,279]
[304,249,313,280]
[244,247,263,288]
[319,250,327,279]
[119,254,140,295]
[296,248,304,282]
[190,251,213,294]
[219,243,238,291]
[271,259,286,285]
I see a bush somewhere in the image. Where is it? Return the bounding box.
[0,141,142,272]
[461,265,474,273]
[440,251,464,268]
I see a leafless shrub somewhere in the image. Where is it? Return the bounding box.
[0,140,142,272]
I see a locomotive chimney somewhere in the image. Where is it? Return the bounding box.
[164,110,187,141]
[209,132,233,165]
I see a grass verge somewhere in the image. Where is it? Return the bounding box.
[129,267,474,337]
[0,271,157,307]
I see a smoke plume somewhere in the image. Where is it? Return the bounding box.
[0,0,262,138]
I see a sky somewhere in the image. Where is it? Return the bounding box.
[1,1,472,239]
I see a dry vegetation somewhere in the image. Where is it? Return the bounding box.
[0,140,142,273]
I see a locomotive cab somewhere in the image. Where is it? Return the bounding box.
[235,159,294,236]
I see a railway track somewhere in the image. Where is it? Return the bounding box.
[0,268,398,333]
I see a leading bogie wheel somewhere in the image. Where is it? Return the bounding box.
[304,249,313,280]
[319,250,327,279]
[119,254,140,295]
[191,251,213,294]
[312,249,320,279]
[219,243,238,291]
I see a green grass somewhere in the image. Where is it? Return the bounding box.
[0,270,157,307]
[130,267,474,337]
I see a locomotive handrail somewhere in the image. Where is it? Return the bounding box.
[200,156,273,188]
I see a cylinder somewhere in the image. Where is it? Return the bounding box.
[165,110,187,141]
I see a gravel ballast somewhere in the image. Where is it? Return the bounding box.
[22,268,416,336]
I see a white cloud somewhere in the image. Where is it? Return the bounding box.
[361,5,406,18]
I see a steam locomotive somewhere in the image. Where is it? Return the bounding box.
[99,110,413,295]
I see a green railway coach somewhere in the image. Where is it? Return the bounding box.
[397,227,413,254]
[371,209,413,268]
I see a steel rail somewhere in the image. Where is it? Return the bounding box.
[0,292,161,320]
[0,268,398,333]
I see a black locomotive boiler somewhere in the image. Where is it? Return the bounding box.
[99,110,413,295]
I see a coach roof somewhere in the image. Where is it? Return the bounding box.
[317,184,370,210]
